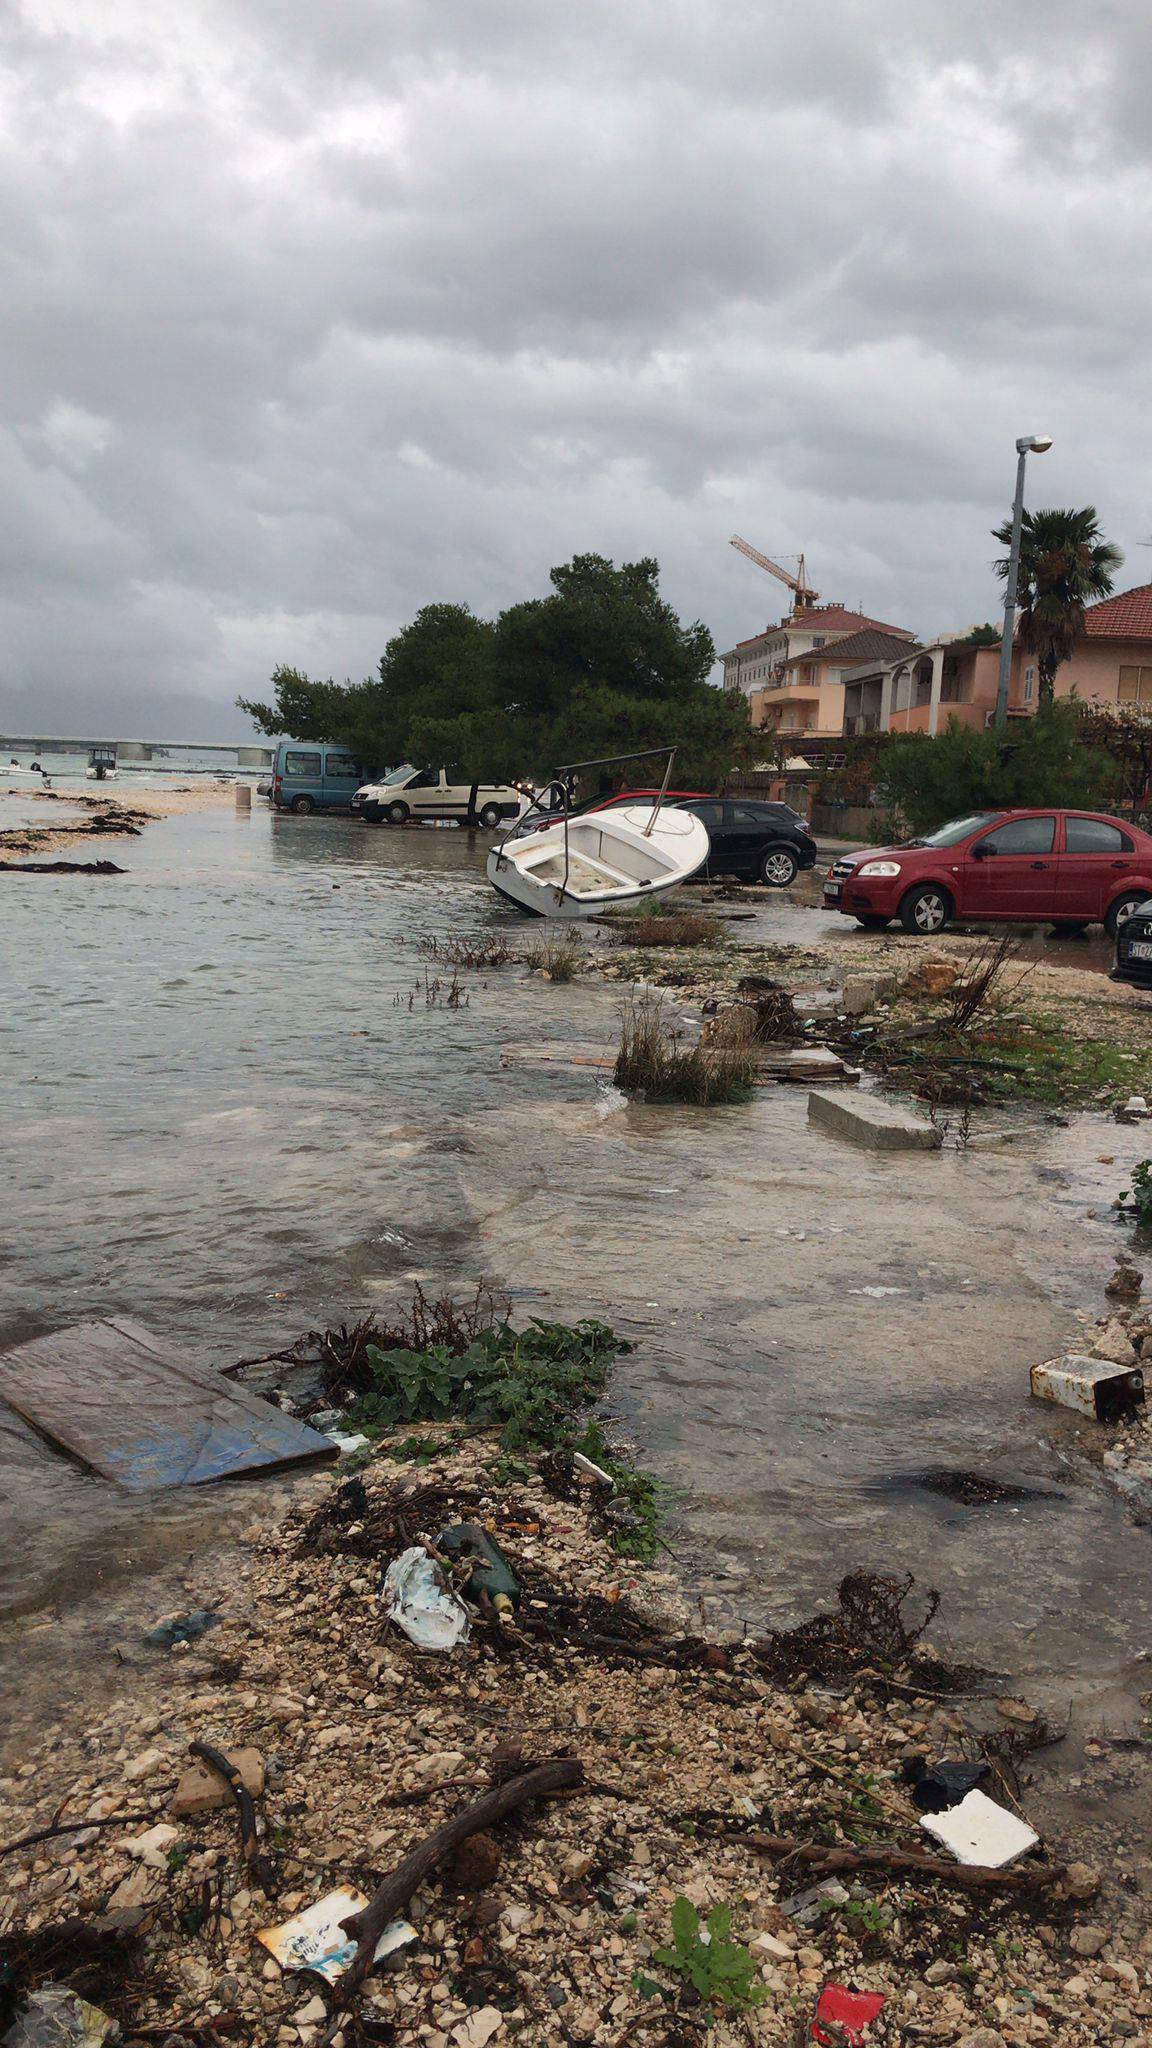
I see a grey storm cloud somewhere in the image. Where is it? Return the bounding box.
[0,0,1150,738]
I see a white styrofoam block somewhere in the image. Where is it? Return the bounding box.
[919,1789,1039,1868]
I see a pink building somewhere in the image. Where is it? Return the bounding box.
[1011,582,1152,713]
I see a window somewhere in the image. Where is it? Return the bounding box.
[727,802,773,825]
[406,770,439,789]
[1024,665,1035,703]
[977,816,1055,856]
[1119,666,1152,703]
[686,800,724,827]
[811,636,825,648]
[1065,817,1134,854]
[324,755,359,780]
[284,750,322,778]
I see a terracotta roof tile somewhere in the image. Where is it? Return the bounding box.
[1082,584,1152,639]
[781,627,919,669]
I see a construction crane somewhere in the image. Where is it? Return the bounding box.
[729,535,818,612]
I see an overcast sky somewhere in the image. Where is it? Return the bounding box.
[2,0,1150,741]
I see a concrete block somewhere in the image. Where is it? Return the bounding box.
[842,972,897,1017]
[807,1088,942,1152]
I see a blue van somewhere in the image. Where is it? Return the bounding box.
[271,741,366,814]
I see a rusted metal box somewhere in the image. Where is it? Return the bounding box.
[1030,1353,1145,1424]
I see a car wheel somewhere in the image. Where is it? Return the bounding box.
[760,845,799,887]
[290,794,315,816]
[387,801,411,826]
[854,914,892,930]
[899,883,952,935]
[478,802,503,829]
[1106,892,1148,938]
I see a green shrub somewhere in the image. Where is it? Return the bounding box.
[349,1317,632,1450]
[1118,1160,1152,1229]
[650,1898,767,2012]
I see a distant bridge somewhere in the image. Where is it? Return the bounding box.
[0,732,274,767]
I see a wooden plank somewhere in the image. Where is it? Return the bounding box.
[0,1316,338,1489]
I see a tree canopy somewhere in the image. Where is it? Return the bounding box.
[993,507,1123,704]
[238,555,752,789]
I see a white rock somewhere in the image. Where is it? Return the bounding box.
[123,1747,166,1783]
[751,1932,795,1961]
[126,1822,179,1869]
[451,2010,503,2048]
[294,1997,328,2026]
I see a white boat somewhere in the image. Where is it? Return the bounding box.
[486,750,709,918]
[3,762,47,784]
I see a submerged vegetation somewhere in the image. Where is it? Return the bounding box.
[612,910,717,948]
[348,1316,632,1451]
[614,993,756,1104]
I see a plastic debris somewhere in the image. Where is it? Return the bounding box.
[919,1788,1039,1868]
[572,1450,616,1490]
[382,1546,471,1650]
[437,1523,520,1610]
[903,1757,990,1813]
[142,1607,219,1650]
[257,1886,416,1983]
[811,1984,886,2044]
[1030,1353,1145,1424]
[326,1431,371,1456]
[3,1987,117,2048]
[779,1877,850,1925]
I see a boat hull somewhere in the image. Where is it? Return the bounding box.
[486,802,709,919]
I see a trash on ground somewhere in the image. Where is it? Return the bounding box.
[811,1983,886,2044]
[1030,1353,1145,1424]
[382,1545,471,1649]
[1115,1094,1150,1122]
[2,1987,117,2048]
[918,1787,1040,1868]
[904,1757,990,1812]
[779,1877,851,1925]
[142,1606,219,1650]
[256,1887,416,1983]
[0,1316,339,1487]
[326,1431,371,1456]
[437,1522,520,1610]
[572,1450,615,1489]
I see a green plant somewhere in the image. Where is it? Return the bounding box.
[348,1316,633,1451]
[614,993,755,1105]
[652,1897,767,2012]
[1118,1160,1152,1229]
[874,701,1115,837]
[573,1420,668,1561]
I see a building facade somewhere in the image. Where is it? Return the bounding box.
[721,604,915,740]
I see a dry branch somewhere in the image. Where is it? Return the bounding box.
[327,1756,584,2020]
[745,1829,1065,1894]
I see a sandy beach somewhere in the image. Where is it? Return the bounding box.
[0,782,237,859]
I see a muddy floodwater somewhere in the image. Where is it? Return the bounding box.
[2,801,1151,1752]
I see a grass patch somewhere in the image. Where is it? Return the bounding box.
[530,928,582,981]
[614,993,755,1104]
[613,911,718,947]
[873,1010,1152,1109]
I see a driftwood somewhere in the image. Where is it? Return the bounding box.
[745,1829,1066,1894]
[0,1810,155,1859]
[189,1740,275,1892]
[327,1756,583,2020]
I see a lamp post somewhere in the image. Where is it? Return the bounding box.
[994,434,1052,727]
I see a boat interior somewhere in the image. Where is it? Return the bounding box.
[519,820,670,896]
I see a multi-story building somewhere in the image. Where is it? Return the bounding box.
[840,582,1152,738]
[721,604,915,740]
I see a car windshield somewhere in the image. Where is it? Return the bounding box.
[377,764,416,786]
[904,812,1002,848]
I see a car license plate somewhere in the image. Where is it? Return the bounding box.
[823,882,841,899]
[1128,940,1152,961]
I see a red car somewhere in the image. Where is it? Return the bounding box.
[824,809,1152,937]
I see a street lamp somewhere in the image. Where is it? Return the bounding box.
[994,434,1053,726]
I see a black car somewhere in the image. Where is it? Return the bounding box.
[677,798,818,887]
[1112,898,1152,989]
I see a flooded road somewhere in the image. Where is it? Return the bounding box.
[2,801,1149,1737]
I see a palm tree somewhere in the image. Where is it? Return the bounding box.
[993,506,1123,705]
